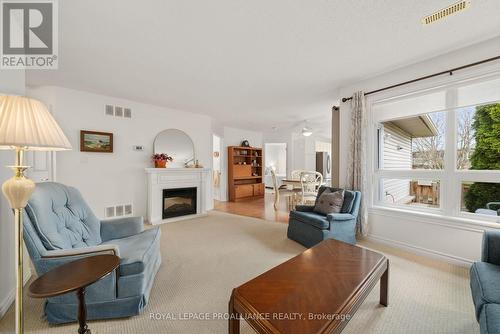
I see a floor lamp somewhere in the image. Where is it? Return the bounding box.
[0,95,71,334]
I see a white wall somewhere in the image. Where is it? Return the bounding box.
[223,126,263,149]
[292,134,316,172]
[263,130,331,179]
[338,36,500,265]
[27,86,214,218]
[0,70,28,318]
[218,127,263,201]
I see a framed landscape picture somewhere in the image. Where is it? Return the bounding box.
[80,130,113,153]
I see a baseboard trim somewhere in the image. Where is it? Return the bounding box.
[365,234,474,267]
[0,269,32,319]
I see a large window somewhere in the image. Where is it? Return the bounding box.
[373,75,500,222]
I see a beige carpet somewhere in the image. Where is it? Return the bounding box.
[0,211,479,334]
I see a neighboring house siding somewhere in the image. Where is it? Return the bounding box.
[382,123,412,203]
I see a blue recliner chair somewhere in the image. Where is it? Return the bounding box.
[470,231,500,334]
[23,182,161,324]
[287,186,361,247]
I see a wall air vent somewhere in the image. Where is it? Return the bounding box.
[422,0,471,25]
[115,205,124,216]
[104,104,132,118]
[114,106,123,117]
[105,204,133,218]
[105,206,115,218]
[105,105,114,116]
[124,204,133,215]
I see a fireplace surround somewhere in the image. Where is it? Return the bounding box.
[145,168,210,224]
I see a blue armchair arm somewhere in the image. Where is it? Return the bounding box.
[101,216,144,241]
[327,213,355,222]
[482,231,500,265]
[295,205,315,212]
[39,244,119,272]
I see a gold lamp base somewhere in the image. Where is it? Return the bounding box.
[1,148,35,334]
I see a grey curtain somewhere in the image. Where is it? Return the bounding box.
[346,91,368,236]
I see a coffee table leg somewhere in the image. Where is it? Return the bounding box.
[77,288,91,334]
[228,292,240,334]
[380,261,389,307]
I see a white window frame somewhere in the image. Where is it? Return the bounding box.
[368,70,500,225]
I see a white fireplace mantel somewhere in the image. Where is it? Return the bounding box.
[145,167,211,224]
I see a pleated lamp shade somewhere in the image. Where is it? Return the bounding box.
[0,95,71,151]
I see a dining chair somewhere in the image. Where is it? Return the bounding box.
[299,171,323,205]
[288,170,308,190]
[291,170,309,179]
[271,168,300,211]
[270,168,280,210]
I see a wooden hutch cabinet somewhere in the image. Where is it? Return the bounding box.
[227,146,264,201]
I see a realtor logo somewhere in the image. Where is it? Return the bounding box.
[1,0,58,69]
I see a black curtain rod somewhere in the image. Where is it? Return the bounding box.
[341,55,500,103]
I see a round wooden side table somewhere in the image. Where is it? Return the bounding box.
[28,254,120,334]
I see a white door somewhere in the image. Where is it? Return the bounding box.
[25,151,54,183]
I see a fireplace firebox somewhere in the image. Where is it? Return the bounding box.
[162,187,197,219]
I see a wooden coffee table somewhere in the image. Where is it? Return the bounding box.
[229,239,389,334]
[29,254,120,334]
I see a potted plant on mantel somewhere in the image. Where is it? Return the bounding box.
[152,153,173,168]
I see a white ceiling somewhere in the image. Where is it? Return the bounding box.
[27,0,500,136]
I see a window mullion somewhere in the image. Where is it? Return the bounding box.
[443,88,458,216]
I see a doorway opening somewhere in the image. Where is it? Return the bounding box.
[264,143,287,189]
[315,141,331,185]
[212,134,222,201]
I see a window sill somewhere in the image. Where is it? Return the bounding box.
[369,205,500,231]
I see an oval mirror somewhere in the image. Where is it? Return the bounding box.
[153,129,195,168]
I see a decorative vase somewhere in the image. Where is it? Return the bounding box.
[154,160,167,168]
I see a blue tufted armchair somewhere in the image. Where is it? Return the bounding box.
[23,182,161,324]
[470,231,500,334]
[287,186,361,247]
